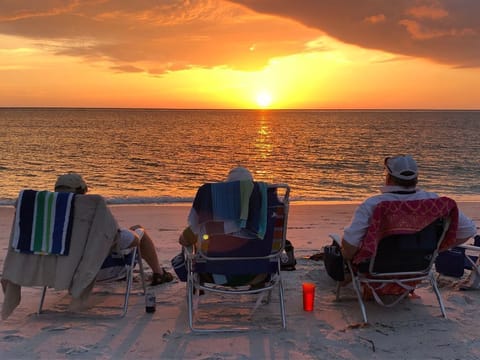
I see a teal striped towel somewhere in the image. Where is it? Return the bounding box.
[12,190,75,255]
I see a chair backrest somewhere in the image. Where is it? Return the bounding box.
[354,197,458,275]
[3,191,118,290]
[367,217,450,276]
[193,182,290,275]
[2,191,119,319]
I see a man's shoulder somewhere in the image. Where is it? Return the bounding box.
[362,193,390,207]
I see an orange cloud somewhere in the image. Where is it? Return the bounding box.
[399,19,476,40]
[0,0,320,75]
[407,5,448,19]
[2,0,479,72]
[364,14,386,24]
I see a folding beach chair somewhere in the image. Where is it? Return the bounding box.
[1,190,145,319]
[38,228,147,317]
[333,197,458,324]
[185,182,290,332]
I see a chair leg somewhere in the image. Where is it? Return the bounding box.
[335,282,341,301]
[347,262,368,323]
[187,274,195,331]
[121,247,137,318]
[430,274,447,319]
[121,245,145,318]
[38,286,47,314]
[279,277,286,329]
[136,245,147,294]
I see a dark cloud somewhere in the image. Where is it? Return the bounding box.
[110,64,144,73]
[229,0,480,67]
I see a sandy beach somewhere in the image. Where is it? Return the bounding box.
[1,202,479,360]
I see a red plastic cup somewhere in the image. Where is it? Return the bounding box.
[302,282,315,311]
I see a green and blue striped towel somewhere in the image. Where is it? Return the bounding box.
[12,190,75,255]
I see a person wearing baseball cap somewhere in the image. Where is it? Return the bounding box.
[384,155,418,184]
[55,172,88,194]
[339,155,476,261]
[54,172,173,286]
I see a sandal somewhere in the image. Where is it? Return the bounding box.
[151,268,174,286]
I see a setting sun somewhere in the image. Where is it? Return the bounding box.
[256,91,273,108]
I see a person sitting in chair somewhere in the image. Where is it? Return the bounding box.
[54,172,174,286]
[178,166,268,286]
[339,155,476,263]
[179,166,257,248]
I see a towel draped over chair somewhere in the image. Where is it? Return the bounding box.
[354,196,459,265]
[1,193,119,320]
[335,196,458,323]
[12,190,75,255]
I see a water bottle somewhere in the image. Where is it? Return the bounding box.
[145,289,156,313]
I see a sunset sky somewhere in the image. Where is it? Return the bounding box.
[1,0,479,109]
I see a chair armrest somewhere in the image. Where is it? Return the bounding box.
[458,244,480,252]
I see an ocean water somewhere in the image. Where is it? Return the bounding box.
[1,108,479,205]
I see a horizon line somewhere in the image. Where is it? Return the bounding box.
[1,106,479,112]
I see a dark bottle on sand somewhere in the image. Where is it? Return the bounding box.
[145,290,156,313]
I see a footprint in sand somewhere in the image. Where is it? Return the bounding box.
[41,325,72,332]
[2,332,25,342]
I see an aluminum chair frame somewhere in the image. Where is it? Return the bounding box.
[456,243,480,290]
[337,216,452,324]
[186,183,290,332]
[38,238,146,318]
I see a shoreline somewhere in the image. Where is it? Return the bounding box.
[2,197,480,206]
[2,191,480,208]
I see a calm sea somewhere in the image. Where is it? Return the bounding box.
[1,108,479,205]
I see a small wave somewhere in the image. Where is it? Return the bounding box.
[105,196,193,205]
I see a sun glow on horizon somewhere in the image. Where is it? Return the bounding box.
[255,90,273,108]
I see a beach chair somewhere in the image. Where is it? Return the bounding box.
[184,182,290,332]
[333,197,459,324]
[1,190,145,319]
[38,228,147,317]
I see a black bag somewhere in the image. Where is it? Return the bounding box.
[435,247,465,278]
[323,241,345,281]
[280,239,297,271]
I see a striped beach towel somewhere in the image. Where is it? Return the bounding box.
[12,190,75,255]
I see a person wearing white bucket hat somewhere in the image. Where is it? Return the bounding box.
[339,155,476,261]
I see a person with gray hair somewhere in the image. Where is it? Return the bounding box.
[340,155,477,261]
[55,173,173,286]
[176,166,270,286]
[178,166,255,247]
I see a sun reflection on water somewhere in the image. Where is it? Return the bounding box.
[255,116,273,160]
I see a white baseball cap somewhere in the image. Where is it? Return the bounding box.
[384,155,418,181]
